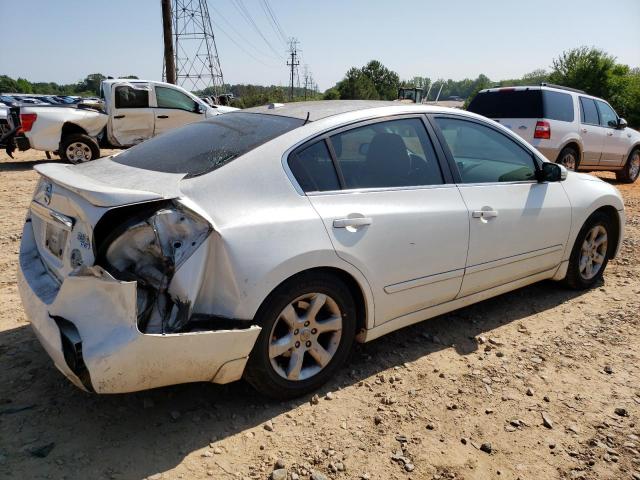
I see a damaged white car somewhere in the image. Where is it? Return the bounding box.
[18,101,625,398]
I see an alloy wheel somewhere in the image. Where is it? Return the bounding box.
[268,292,342,381]
[579,225,608,280]
[630,151,640,180]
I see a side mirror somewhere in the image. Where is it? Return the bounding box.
[617,117,628,129]
[537,162,567,182]
[194,102,205,114]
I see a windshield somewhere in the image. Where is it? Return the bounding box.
[467,90,543,118]
[112,112,304,178]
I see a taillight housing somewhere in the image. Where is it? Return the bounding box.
[534,120,551,139]
[19,113,38,132]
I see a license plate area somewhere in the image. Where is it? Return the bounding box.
[45,222,68,259]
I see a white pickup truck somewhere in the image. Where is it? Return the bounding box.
[9,79,236,162]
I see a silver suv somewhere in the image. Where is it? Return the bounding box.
[467,84,640,183]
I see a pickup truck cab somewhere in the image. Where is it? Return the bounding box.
[10,79,237,162]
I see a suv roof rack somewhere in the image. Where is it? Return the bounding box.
[539,83,585,94]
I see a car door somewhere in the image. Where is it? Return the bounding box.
[595,100,628,167]
[288,116,470,324]
[109,83,155,146]
[578,96,604,166]
[430,115,571,297]
[153,85,204,136]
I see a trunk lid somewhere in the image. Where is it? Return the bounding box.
[30,159,184,281]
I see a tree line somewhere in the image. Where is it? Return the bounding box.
[2,46,638,126]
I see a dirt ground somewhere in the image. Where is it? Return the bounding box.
[0,149,638,480]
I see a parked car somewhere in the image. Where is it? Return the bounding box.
[18,101,624,397]
[467,84,640,183]
[7,79,238,163]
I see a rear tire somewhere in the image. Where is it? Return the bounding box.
[59,133,100,164]
[615,148,640,183]
[557,146,578,171]
[563,211,613,290]
[244,272,356,400]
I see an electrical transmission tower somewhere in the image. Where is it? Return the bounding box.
[287,37,300,101]
[163,0,225,95]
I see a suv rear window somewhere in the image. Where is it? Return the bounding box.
[467,89,574,122]
[112,112,304,178]
[467,90,543,118]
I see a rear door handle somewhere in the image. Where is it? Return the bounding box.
[581,128,587,133]
[333,217,372,228]
[472,210,498,219]
[157,115,169,119]
[113,115,125,119]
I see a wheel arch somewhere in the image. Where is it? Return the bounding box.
[625,142,640,160]
[252,266,371,341]
[61,122,89,138]
[557,140,582,165]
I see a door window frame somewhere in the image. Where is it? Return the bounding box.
[154,85,200,113]
[425,113,544,186]
[594,100,619,129]
[578,96,601,127]
[284,114,456,196]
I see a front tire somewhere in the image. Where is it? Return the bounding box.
[244,272,356,399]
[59,133,100,164]
[557,146,578,171]
[616,148,640,183]
[563,211,613,289]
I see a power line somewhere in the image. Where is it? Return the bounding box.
[230,0,284,60]
[260,0,287,45]
[209,2,281,62]
[209,16,280,69]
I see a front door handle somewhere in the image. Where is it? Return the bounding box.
[581,128,587,133]
[113,115,125,119]
[157,115,169,119]
[472,210,498,219]
[333,217,372,228]
[606,131,613,136]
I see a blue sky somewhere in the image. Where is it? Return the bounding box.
[1,0,639,90]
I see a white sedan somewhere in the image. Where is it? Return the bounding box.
[18,101,625,397]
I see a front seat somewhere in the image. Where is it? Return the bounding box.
[363,133,411,187]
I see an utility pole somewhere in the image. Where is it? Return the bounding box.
[287,38,299,101]
[303,65,309,100]
[161,0,176,84]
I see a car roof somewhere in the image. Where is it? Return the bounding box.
[244,100,399,121]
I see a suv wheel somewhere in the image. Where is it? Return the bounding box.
[616,148,640,183]
[244,272,356,399]
[557,146,578,171]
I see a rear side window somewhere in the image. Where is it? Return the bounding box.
[114,85,149,109]
[579,97,599,125]
[595,100,618,128]
[542,91,574,122]
[111,113,304,178]
[288,141,340,192]
[467,90,542,118]
[330,118,443,189]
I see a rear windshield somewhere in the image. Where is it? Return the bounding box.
[112,112,304,178]
[468,89,574,121]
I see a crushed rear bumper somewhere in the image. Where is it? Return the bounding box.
[17,219,261,394]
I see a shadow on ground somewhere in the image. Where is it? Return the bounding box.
[0,279,590,479]
[0,159,58,172]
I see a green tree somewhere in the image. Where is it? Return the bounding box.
[336,68,379,100]
[16,78,33,93]
[323,88,340,100]
[80,73,106,95]
[360,60,400,100]
[548,46,616,98]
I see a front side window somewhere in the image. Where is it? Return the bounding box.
[595,100,618,128]
[329,118,443,189]
[434,117,536,183]
[156,86,198,112]
[579,97,599,125]
[288,141,340,192]
[114,85,149,109]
